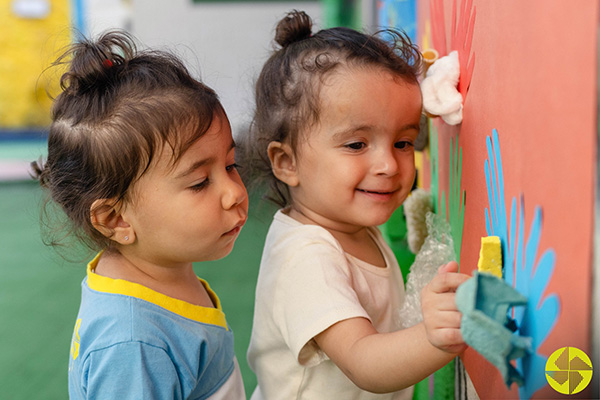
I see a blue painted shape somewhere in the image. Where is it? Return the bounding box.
[483,129,560,399]
[484,130,512,283]
[72,0,86,36]
[377,0,417,42]
[513,203,561,399]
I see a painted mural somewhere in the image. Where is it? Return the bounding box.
[380,0,597,398]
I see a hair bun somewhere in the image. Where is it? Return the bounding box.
[59,30,136,94]
[275,10,312,47]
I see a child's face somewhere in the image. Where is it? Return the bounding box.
[123,111,248,265]
[289,67,422,233]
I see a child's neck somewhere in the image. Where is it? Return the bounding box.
[94,250,215,308]
[286,207,386,268]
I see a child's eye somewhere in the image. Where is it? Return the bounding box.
[226,163,240,172]
[395,141,414,150]
[190,179,209,192]
[345,142,366,150]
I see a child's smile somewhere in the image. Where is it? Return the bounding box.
[356,187,399,201]
[287,66,423,235]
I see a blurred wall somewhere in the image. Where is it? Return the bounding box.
[0,0,322,132]
[0,0,71,128]
[129,0,323,134]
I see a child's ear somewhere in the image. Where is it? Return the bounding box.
[90,199,135,245]
[267,141,299,187]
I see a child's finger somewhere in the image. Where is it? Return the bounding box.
[429,310,463,329]
[443,341,468,354]
[429,271,471,293]
[423,292,460,311]
[427,327,466,353]
[437,261,459,274]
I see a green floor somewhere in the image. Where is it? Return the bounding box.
[0,179,275,398]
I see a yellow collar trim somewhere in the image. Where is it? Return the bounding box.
[86,252,228,330]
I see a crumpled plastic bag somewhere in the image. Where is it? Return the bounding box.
[398,212,456,328]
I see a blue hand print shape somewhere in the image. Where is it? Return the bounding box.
[484,129,561,399]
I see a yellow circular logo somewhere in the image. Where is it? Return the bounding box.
[545,347,593,395]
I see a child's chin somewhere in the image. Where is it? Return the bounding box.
[368,211,397,227]
[200,243,236,262]
[359,216,392,229]
[216,246,235,260]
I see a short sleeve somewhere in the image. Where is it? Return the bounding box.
[271,230,370,367]
[81,342,182,400]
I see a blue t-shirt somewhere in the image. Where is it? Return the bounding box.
[68,253,245,400]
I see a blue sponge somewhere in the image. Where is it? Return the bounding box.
[456,272,532,387]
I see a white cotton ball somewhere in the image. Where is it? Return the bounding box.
[421,51,463,126]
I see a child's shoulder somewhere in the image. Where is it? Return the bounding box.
[268,209,385,247]
[263,209,377,272]
[268,209,342,248]
[78,279,232,355]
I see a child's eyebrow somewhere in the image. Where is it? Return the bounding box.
[331,124,373,141]
[177,141,236,179]
[332,123,420,141]
[402,123,421,132]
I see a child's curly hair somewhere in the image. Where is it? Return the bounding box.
[239,10,422,207]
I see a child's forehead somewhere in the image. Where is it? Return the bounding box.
[324,64,415,86]
[318,67,419,107]
[161,112,232,167]
[166,109,224,149]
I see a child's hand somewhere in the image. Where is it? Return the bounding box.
[421,261,470,354]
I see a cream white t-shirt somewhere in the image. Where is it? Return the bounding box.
[247,210,413,400]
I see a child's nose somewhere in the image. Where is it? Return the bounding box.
[222,176,247,210]
[372,148,399,176]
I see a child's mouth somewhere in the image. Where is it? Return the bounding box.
[223,218,247,236]
[357,189,394,195]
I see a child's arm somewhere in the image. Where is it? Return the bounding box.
[314,261,469,394]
